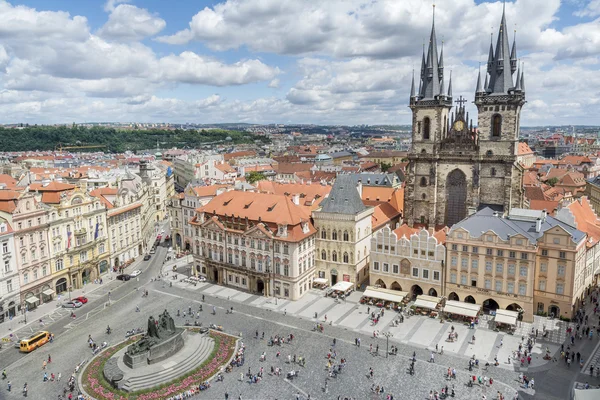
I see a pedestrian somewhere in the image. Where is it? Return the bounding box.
[500,339,503,347]
[591,365,595,376]
[225,392,229,400]
[48,354,51,363]
[430,352,435,363]
[42,360,47,370]
[57,372,61,382]
[7,380,11,392]
[369,367,374,378]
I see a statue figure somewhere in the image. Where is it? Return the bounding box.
[147,316,159,338]
[472,165,480,187]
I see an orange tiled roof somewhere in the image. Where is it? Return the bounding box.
[529,200,559,215]
[107,202,142,217]
[566,196,600,245]
[90,187,119,209]
[0,190,21,213]
[30,181,76,192]
[560,155,593,166]
[255,181,331,211]
[215,163,236,174]
[371,202,401,231]
[223,150,257,161]
[192,185,230,197]
[517,142,534,155]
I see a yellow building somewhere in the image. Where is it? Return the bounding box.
[38,183,109,293]
[446,208,586,322]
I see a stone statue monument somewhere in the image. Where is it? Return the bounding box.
[123,310,186,368]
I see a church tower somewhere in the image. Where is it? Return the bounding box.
[474,3,525,212]
[405,4,525,228]
[405,6,453,227]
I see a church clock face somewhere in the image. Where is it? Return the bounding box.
[453,121,464,131]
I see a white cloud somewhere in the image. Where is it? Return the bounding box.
[99,4,166,41]
[268,78,280,88]
[157,52,280,86]
[574,0,600,17]
[104,0,130,13]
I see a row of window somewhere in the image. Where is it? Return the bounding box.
[372,261,440,281]
[449,274,535,295]
[321,250,350,263]
[320,229,351,241]
[450,256,566,277]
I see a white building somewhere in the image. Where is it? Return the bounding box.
[0,220,20,324]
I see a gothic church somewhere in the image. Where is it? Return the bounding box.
[404,5,525,228]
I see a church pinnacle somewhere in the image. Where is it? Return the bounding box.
[418,4,446,101]
[485,2,518,95]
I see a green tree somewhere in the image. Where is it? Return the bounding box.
[246,171,266,184]
[547,177,559,187]
[379,162,393,172]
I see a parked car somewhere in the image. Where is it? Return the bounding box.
[72,296,88,304]
[62,300,83,309]
[116,274,131,281]
[149,248,156,255]
[143,254,151,261]
[198,276,206,282]
[130,269,142,277]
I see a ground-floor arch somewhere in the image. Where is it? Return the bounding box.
[428,288,438,297]
[55,277,68,294]
[549,305,560,318]
[256,279,265,294]
[448,292,460,301]
[390,281,402,291]
[374,279,386,289]
[483,298,500,312]
[464,295,476,304]
[410,285,423,300]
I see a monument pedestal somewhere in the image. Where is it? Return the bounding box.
[123,328,187,369]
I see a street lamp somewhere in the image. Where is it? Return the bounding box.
[22,302,27,324]
[383,332,393,358]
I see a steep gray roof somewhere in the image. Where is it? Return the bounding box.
[345,173,400,187]
[320,175,366,214]
[449,207,585,245]
[486,5,517,95]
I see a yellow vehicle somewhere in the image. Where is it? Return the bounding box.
[19,331,51,353]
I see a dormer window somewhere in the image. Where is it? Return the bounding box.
[278,224,288,238]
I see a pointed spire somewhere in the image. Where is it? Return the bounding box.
[514,63,521,91]
[476,64,483,94]
[440,74,446,97]
[520,62,525,92]
[487,33,494,74]
[438,40,444,79]
[410,69,416,99]
[489,2,514,94]
[447,70,452,97]
[420,43,426,79]
[484,73,489,92]
[510,29,517,73]
[420,4,441,100]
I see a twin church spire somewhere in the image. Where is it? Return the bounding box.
[412,2,524,104]
[412,5,452,104]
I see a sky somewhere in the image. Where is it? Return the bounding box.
[0,0,599,126]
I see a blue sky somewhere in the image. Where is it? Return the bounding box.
[0,0,599,125]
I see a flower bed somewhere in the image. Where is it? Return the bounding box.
[81,330,237,400]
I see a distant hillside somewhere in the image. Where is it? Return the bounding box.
[0,126,269,152]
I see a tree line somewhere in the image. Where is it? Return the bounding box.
[0,125,270,153]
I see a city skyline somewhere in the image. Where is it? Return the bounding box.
[0,0,599,125]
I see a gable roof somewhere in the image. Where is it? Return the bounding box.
[517,142,534,156]
[320,175,366,214]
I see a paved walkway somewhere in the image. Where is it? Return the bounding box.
[0,255,147,343]
[168,279,574,371]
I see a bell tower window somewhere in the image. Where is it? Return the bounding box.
[423,117,431,140]
[492,114,502,138]
[420,177,428,187]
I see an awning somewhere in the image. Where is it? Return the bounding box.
[42,289,55,296]
[494,309,518,326]
[414,295,441,310]
[574,388,600,400]
[25,297,39,305]
[443,300,481,318]
[362,286,407,303]
[331,281,353,292]
[313,278,329,285]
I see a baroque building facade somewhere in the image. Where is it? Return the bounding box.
[404,7,525,227]
[313,176,373,288]
[190,191,317,300]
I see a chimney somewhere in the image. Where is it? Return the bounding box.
[292,193,300,206]
[542,209,548,222]
[356,181,363,197]
[535,218,542,233]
